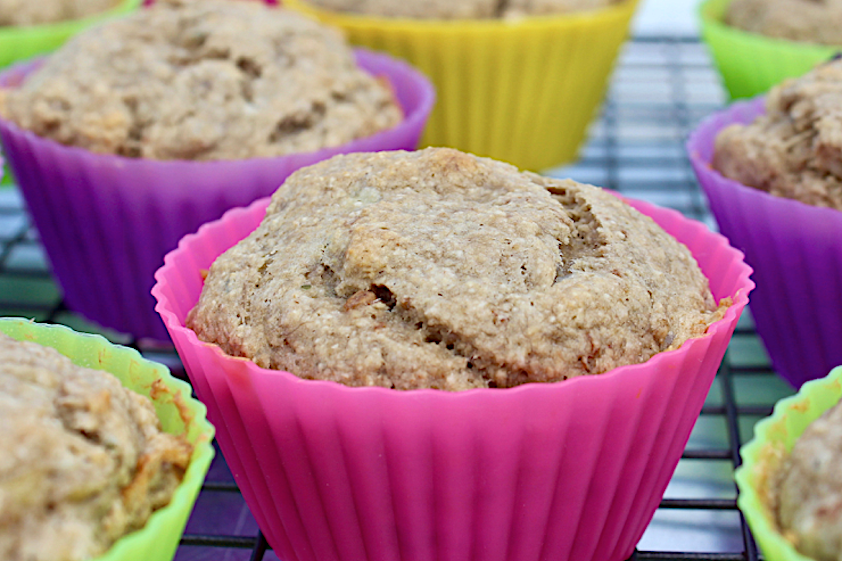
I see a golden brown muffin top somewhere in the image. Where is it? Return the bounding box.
[303,0,622,19]
[189,148,723,391]
[0,0,120,26]
[0,333,192,561]
[726,0,842,45]
[0,0,401,160]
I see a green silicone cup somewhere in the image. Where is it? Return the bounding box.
[699,0,840,99]
[735,366,842,561]
[0,318,215,561]
[0,0,142,68]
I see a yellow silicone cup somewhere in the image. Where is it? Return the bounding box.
[735,366,842,561]
[0,318,215,561]
[700,0,840,100]
[0,0,142,68]
[285,0,639,171]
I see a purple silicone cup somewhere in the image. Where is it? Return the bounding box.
[0,49,434,342]
[687,97,842,388]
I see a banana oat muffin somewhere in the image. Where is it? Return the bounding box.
[0,0,402,160]
[188,148,724,391]
[0,0,120,26]
[0,333,193,561]
[301,0,622,19]
[774,399,842,561]
[713,59,842,211]
[725,0,842,45]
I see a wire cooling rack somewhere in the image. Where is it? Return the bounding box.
[0,35,795,561]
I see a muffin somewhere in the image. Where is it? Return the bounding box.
[725,0,842,45]
[0,318,215,561]
[0,0,433,341]
[699,0,841,100]
[153,150,752,561]
[188,148,725,390]
[284,0,638,171]
[302,0,621,19]
[736,366,842,561]
[0,0,121,26]
[712,60,842,210]
[688,62,842,388]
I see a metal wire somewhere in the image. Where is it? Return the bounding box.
[0,35,783,561]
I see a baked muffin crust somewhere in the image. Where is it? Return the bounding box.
[188,148,723,391]
[713,60,842,211]
[726,0,842,45]
[0,333,192,561]
[775,400,842,561]
[0,0,402,160]
[0,0,120,26]
[302,0,621,19]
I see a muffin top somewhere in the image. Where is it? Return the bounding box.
[725,0,842,45]
[0,0,402,160]
[0,333,193,561]
[775,399,842,561]
[713,60,842,211]
[0,0,120,26]
[301,0,622,19]
[188,148,723,391]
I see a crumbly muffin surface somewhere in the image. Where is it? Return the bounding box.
[303,0,621,19]
[0,333,192,561]
[188,148,722,391]
[713,60,842,211]
[0,0,401,160]
[775,400,842,561]
[725,0,842,45]
[0,0,120,26]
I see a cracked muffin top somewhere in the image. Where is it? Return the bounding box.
[0,333,192,561]
[0,0,402,160]
[301,0,622,19]
[0,0,120,26]
[713,60,842,211]
[187,148,724,391]
[773,399,842,561]
[725,0,842,45]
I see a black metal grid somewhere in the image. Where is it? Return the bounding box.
[0,35,792,561]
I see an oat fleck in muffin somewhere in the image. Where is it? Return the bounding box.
[188,148,725,391]
[773,399,842,561]
[302,0,622,19]
[713,59,842,211]
[0,0,402,160]
[726,0,842,45]
[0,333,193,561]
[0,0,120,26]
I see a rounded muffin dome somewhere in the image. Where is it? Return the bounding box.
[188,148,724,390]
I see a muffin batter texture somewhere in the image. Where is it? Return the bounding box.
[713,60,842,211]
[303,0,622,19]
[726,0,842,45]
[775,400,842,561]
[0,0,402,160]
[189,148,723,391]
[0,334,192,561]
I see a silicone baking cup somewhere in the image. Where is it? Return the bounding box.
[0,50,434,342]
[0,0,141,67]
[0,317,215,561]
[284,0,639,171]
[700,0,840,100]
[736,366,842,561]
[687,97,842,389]
[153,194,753,561]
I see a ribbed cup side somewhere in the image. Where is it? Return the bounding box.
[154,195,752,561]
[285,0,638,171]
[689,98,842,388]
[1,51,433,341]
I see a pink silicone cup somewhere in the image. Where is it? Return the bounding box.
[0,49,434,342]
[153,194,753,561]
[687,97,842,389]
